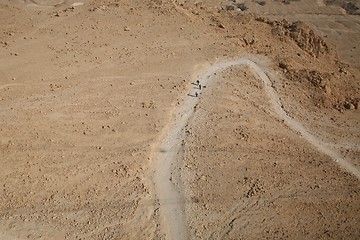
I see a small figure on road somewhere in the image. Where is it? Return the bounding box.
[195,92,198,97]
[196,80,200,85]
[199,84,202,90]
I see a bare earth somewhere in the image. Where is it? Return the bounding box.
[0,0,359,239]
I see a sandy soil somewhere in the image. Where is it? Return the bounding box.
[0,0,359,239]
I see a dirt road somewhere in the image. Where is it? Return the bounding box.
[154,55,360,239]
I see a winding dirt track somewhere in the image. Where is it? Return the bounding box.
[154,56,360,240]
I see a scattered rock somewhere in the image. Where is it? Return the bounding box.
[246,179,264,198]
[341,2,360,15]
[89,5,110,12]
[268,19,330,57]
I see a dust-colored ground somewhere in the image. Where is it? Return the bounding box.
[0,0,359,239]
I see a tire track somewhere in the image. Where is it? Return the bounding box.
[0,83,25,90]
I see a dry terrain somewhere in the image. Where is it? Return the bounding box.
[0,0,359,239]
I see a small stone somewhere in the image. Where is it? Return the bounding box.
[238,3,248,11]
[124,26,131,31]
[218,23,225,29]
[191,196,199,203]
[356,102,360,110]
[225,5,235,11]
[278,62,288,69]
[344,102,355,110]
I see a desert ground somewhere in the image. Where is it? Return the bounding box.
[0,0,359,239]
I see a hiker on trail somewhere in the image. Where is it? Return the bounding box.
[195,92,198,97]
[199,84,202,90]
[196,80,200,85]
